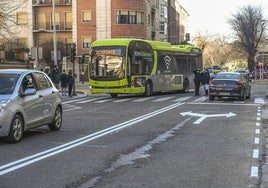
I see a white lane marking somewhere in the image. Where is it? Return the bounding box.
[192,96,208,103]
[253,149,259,158]
[173,96,191,102]
[255,98,265,104]
[254,137,260,144]
[180,111,236,124]
[76,98,105,104]
[62,98,87,104]
[0,102,184,176]
[251,166,258,177]
[255,129,260,134]
[113,98,132,103]
[94,99,114,103]
[153,97,174,102]
[132,97,154,102]
[64,106,82,112]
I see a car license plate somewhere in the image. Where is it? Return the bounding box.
[219,92,229,95]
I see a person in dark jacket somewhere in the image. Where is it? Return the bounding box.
[193,69,202,96]
[201,68,210,95]
[51,65,60,89]
[66,70,74,97]
[60,70,67,96]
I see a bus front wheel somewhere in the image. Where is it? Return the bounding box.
[144,81,152,97]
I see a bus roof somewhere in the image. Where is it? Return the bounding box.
[91,38,201,54]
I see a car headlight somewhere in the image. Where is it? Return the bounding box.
[0,99,11,113]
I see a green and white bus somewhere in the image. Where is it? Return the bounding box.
[88,38,202,97]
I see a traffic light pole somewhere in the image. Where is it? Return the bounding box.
[71,43,76,96]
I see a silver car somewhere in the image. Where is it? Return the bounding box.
[0,69,62,143]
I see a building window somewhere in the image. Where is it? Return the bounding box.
[116,10,144,25]
[82,11,91,22]
[160,5,167,18]
[17,12,28,25]
[51,13,60,30]
[36,13,46,30]
[159,21,165,34]
[17,38,27,46]
[65,12,72,30]
[82,37,91,48]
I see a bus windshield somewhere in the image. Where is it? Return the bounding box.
[90,46,126,80]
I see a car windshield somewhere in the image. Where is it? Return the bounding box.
[215,73,239,80]
[0,73,19,94]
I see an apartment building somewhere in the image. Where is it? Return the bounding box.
[0,0,189,71]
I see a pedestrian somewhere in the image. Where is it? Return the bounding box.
[193,69,202,96]
[51,65,60,89]
[201,68,210,95]
[66,70,74,98]
[60,69,68,96]
[44,68,51,78]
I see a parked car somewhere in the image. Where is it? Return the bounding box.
[0,69,62,143]
[209,72,251,101]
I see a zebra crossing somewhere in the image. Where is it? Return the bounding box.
[63,95,266,105]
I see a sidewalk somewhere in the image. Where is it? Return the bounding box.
[60,82,89,102]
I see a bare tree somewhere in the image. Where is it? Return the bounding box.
[228,5,268,72]
[0,0,27,39]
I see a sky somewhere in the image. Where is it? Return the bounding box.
[179,0,268,37]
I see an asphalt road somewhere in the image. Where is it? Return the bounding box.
[0,80,268,188]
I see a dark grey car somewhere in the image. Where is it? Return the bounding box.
[0,69,62,143]
[209,72,251,101]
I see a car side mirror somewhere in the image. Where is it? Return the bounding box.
[20,88,37,97]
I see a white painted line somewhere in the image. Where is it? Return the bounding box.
[192,96,208,103]
[153,97,174,102]
[76,98,105,103]
[255,129,260,134]
[63,106,82,112]
[254,137,260,144]
[94,99,114,103]
[113,98,132,103]
[0,102,184,176]
[256,122,260,127]
[173,96,191,102]
[255,98,265,104]
[132,97,154,102]
[251,166,258,177]
[253,149,259,158]
[62,98,87,104]
[256,117,261,121]
[257,112,261,116]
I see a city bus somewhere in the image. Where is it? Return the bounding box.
[88,38,203,97]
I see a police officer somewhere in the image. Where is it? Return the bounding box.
[193,69,202,96]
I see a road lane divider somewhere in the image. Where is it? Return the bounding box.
[0,102,184,176]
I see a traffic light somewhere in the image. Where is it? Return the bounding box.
[70,43,76,62]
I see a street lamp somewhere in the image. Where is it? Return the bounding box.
[52,0,57,66]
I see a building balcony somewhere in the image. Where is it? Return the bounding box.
[33,22,72,31]
[32,0,72,6]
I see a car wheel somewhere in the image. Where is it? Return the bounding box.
[6,114,24,143]
[48,106,62,131]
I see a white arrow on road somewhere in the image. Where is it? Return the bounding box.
[180,111,236,124]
